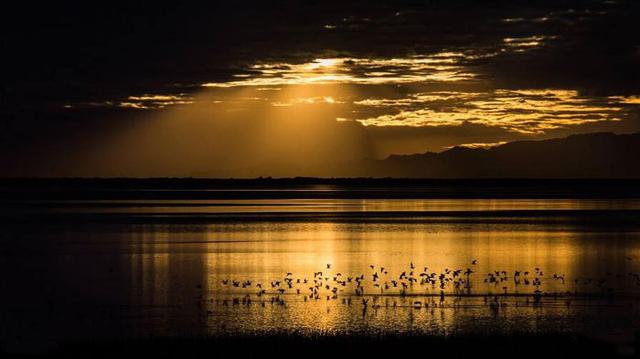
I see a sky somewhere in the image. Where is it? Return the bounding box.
[2,1,639,177]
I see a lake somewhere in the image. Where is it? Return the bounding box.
[1,186,640,353]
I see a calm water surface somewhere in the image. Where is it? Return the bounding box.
[1,198,640,351]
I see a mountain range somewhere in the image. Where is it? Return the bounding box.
[348,132,640,178]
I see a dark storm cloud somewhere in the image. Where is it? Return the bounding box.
[477,0,640,95]
[1,0,639,176]
[6,0,637,108]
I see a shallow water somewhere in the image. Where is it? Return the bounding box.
[1,197,640,351]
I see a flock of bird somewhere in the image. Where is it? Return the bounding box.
[213,259,640,310]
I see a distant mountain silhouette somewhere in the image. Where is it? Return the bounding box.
[354,132,640,178]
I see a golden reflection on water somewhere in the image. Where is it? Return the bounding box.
[114,201,640,335]
[29,198,640,215]
[4,198,639,350]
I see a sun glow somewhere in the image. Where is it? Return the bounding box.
[307,58,341,69]
[201,52,481,88]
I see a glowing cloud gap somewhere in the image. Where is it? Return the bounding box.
[447,141,508,149]
[352,89,627,134]
[201,54,481,88]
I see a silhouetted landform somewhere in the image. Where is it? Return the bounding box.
[363,133,640,178]
[360,132,640,178]
[1,178,640,201]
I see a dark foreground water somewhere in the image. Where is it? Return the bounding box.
[1,185,640,354]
